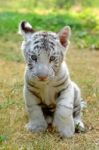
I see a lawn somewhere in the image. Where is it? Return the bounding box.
[0,0,99,150]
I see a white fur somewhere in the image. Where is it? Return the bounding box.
[19,22,85,138]
[24,61,85,137]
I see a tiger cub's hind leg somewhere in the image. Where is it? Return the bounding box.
[73,109,85,133]
[73,82,85,133]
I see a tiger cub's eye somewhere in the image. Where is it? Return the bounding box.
[50,56,55,62]
[31,55,37,61]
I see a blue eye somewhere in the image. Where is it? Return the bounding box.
[31,55,37,61]
[50,56,55,62]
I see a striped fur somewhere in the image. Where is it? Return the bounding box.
[19,21,85,138]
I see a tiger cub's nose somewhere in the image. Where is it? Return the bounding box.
[38,75,48,81]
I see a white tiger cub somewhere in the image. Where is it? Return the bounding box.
[19,21,85,138]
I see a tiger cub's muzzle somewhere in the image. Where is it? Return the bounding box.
[36,64,49,81]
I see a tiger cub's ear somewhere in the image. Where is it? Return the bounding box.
[58,26,71,48]
[18,21,35,40]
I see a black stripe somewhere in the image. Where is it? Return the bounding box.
[27,82,39,89]
[49,41,55,46]
[56,83,70,98]
[49,44,54,50]
[54,76,68,87]
[34,40,40,44]
[27,86,41,100]
[33,45,40,50]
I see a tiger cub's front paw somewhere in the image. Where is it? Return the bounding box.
[58,126,74,138]
[25,122,47,132]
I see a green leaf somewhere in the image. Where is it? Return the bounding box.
[0,135,8,142]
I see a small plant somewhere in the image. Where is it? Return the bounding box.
[0,135,8,142]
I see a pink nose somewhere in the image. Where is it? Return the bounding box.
[38,76,47,81]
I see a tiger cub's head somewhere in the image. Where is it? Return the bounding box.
[19,21,71,81]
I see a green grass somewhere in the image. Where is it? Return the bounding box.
[0,10,98,33]
[0,0,99,149]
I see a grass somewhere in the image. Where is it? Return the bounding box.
[0,46,99,150]
[0,0,99,149]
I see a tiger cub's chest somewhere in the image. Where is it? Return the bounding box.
[39,84,57,106]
